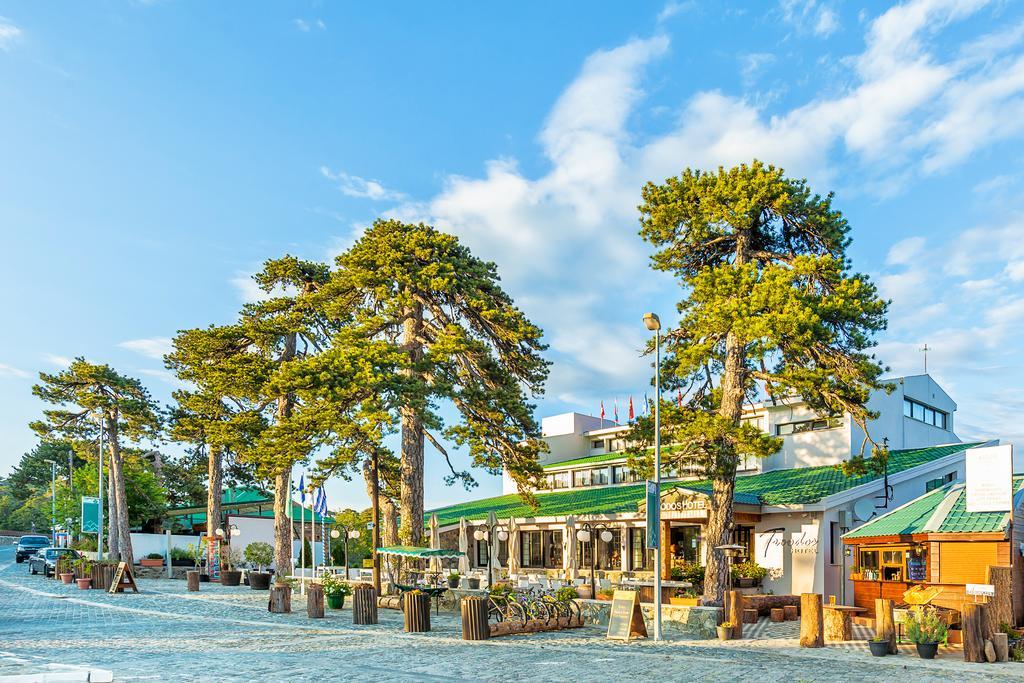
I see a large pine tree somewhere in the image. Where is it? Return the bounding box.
[634,161,889,605]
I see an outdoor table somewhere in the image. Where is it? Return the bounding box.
[822,605,866,641]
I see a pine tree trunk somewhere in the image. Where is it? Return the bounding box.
[207,446,223,538]
[703,478,735,606]
[273,470,291,576]
[399,302,425,546]
[108,418,134,566]
[106,456,119,560]
[362,460,400,578]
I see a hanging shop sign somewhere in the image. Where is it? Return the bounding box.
[966,583,995,597]
[646,481,660,549]
[80,496,100,534]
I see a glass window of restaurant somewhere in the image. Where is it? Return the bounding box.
[578,529,621,570]
[573,469,591,487]
[629,527,650,570]
[520,530,563,568]
[476,539,508,567]
[670,526,701,564]
[591,467,609,485]
[546,471,570,489]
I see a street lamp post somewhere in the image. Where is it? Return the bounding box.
[575,522,614,597]
[44,459,57,545]
[96,414,104,562]
[330,526,361,578]
[643,311,663,641]
[473,521,508,589]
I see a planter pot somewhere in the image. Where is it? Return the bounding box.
[59,573,75,585]
[736,577,758,588]
[220,570,242,587]
[448,578,459,589]
[76,578,92,590]
[668,597,700,606]
[717,625,732,641]
[576,584,593,600]
[915,642,939,659]
[140,558,164,568]
[867,640,889,657]
[171,559,196,567]
[199,574,210,583]
[467,578,480,590]
[327,593,345,610]
[248,572,272,591]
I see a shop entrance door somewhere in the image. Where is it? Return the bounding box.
[670,525,701,564]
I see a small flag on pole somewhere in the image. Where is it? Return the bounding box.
[644,393,650,416]
[600,401,605,420]
[614,399,619,423]
[298,474,306,504]
[677,389,683,408]
[628,396,635,422]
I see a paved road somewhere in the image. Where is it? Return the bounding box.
[1,546,1020,682]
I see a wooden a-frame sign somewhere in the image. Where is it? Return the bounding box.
[606,589,648,641]
[108,561,139,594]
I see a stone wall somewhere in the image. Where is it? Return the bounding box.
[577,599,721,639]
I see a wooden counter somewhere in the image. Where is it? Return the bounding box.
[852,579,971,617]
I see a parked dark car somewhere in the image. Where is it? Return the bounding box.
[28,547,82,577]
[15,535,49,563]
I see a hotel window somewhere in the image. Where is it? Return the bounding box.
[573,469,592,487]
[591,440,604,449]
[591,468,609,485]
[578,529,621,570]
[546,472,570,489]
[612,465,630,483]
[925,471,957,492]
[775,416,843,436]
[520,531,542,567]
[476,538,508,567]
[741,415,763,431]
[629,528,650,570]
[903,398,947,429]
[543,530,562,568]
[732,526,753,561]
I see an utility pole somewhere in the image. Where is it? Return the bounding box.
[97,415,105,562]
[920,343,930,373]
[45,459,57,545]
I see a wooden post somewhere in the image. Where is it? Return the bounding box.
[783,605,798,621]
[660,520,671,580]
[461,596,490,640]
[823,608,852,641]
[770,608,785,622]
[306,584,325,619]
[352,586,378,625]
[187,570,200,592]
[986,566,1013,637]
[403,592,431,632]
[727,590,743,639]
[874,598,898,654]
[962,603,988,663]
[268,584,292,614]
[742,608,758,624]
[800,593,824,648]
[992,632,1009,662]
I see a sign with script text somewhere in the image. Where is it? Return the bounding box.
[607,589,648,641]
[966,445,1013,512]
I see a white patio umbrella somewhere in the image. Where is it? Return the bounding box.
[507,516,519,577]
[487,510,502,585]
[458,517,470,576]
[429,513,441,574]
[564,516,578,581]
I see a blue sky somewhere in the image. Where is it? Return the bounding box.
[2,0,1024,512]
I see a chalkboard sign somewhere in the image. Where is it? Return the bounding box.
[108,562,139,594]
[607,590,647,641]
[907,555,926,582]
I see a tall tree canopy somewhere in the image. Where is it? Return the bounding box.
[631,161,888,605]
[331,219,550,543]
[30,359,162,565]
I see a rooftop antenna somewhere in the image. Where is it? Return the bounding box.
[920,343,930,373]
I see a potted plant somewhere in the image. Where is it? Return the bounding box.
[730,561,767,588]
[467,576,480,590]
[555,586,578,602]
[221,546,243,586]
[170,547,195,567]
[717,621,734,641]
[668,588,701,606]
[447,571,460,589]
[244,542,273,590]
[187,542,210,581]
[867,635,890,657]
[141,552,165,568]
[321,573,352,609]
[59,570,75,584]
[903,606,947,659]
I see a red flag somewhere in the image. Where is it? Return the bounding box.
[614,399,619,422]
[677,389,683,408]
[628,396,634,422]
[600,401,605,420]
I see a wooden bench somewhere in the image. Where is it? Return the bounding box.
[742,608,759,624]
[783,605,798,621]
[770,608,785,622]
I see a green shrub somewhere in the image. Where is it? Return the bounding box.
[555,586,578,601]
[320,573,352,597]
[902,606,948,644]
[169,547,193,561]
[146,552,164,560]
[731,561,767,581]
[244,542,274,572]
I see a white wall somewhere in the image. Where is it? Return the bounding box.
[759,403,852,472]
[228,515,325,569]
[129,532,201,560]
[755,513,822,596]
[851,374,959,452]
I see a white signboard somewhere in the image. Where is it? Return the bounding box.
[755,531,785,573]
[966,445,1013,513]
[966,583,995,597]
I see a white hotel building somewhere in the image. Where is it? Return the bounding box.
[429,374,997,601]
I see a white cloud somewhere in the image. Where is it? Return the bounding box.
[231,271,271,304]
[657,1,694,24]
[0,17,21,51]
[780,1,840,37]
[294,18,325,32]
[118,337,173,360]
[885,237,927,266]
[320,166,405,201]
[43,354,72,367]
[0,363,29,379]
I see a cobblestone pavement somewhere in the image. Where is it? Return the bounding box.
[1,548,1020,682]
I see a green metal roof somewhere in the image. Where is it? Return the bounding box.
[429,442,977,528]
[168,500,334,526]
[542,451,628,469]
[845,475,1023,539]
[166,486,271,513]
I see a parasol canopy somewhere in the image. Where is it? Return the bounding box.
[376,546,465,559]
[458,518,471,576]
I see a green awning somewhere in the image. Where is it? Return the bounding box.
[376,546,464,558]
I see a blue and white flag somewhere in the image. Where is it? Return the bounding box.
[315,486,327,516]
[298,473,306,504]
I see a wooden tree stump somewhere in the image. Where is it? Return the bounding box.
[742,608,758,624]
[727,590,743,639]
[770,608,785,622]
[268,584,292,614]
[783,605,798,621]
[353,587,378,624]
[823,608,852,641]
[306,584,325,619]
[986,566,1013,637]
[187,570,200,592]
[403,592,431,632]
[461,596,490,640]
[874,598,898,655]
[992,632,1009,662]
[963,603,988,663]
[799,593,824,648]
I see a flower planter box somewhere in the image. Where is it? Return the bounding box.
[735,578,759,588]
[668,596,700,606]
[59,573,75,585]
[248,572,272,590]
[171,559,196,567]
[140,559,164,568]
[76,578,92,589]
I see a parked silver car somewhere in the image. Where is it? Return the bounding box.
[28,547,82,577]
